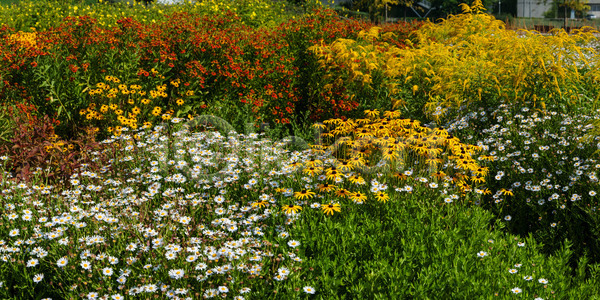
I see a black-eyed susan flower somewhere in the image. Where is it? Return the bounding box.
[325,166,338,174]
[426,147,443,157]
[350,191,367,202]
[252,200,268,208]
[294,189,316,200]
[348,175,365,185]
[356,128,373,138]
[312,123,326,130]
[364,109,379,118]
[471,175,486,184]
[375,191,389,203]
[310,145,327,155]
[326,170,341,181]
[431,171,446,180]
[383,110,401,118]
[349,156,365,168]
[336,160,353,172]
[282,204,302,215]
[500,188,514,196]
[288,161,302,169]
[304,157,322,167]
[433,127,447,136]
[321,203,341,215]
[479,155,495,161]
[351,147,371,160]
[393,172,408,180]
[473,166,489,176]
[303,166,322,176]
[334,188,351,198]
[317,183,336,192]
[382,149,399,161]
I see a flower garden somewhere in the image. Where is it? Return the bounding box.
[1,0,600,299]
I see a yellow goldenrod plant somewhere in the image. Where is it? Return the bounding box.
[310,0,600,122]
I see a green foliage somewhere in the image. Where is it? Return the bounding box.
[0,0,293,32]
[0,103,16,144]
[541,0,590,19]
[427,0,496,19]
[278,187,600,298]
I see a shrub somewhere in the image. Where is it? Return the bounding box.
[446,103,600,269]
[0,101,109,184]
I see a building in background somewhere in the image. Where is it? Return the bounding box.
[517,1,600,19]
[516,1,550,18]
[589,3,600,18]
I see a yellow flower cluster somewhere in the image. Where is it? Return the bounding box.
[310,26,400,91]
[82,74,188,136]
[278,110,486,216]
[309,0,600,121]
[6,30,38,50]
[314,109,485,190]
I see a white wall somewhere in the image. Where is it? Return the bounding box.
[516,1,552,18]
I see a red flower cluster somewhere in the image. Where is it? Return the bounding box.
[0,7,422,137]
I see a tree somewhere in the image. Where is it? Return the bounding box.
[492,0,518,17]
[349,0,502,22]
[348,0,415,23]
[539,0,589,28]
[427,0,496,19]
